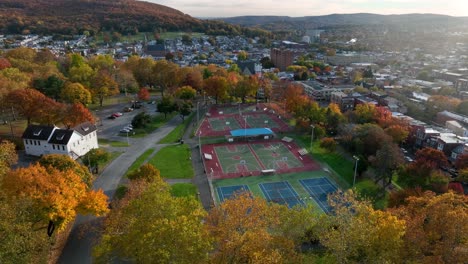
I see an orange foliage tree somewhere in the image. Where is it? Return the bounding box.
[2,164,108,230]
[137,87,150,101]
[389,191,468,263]
[4,88,63,124]
[62,103,95,128]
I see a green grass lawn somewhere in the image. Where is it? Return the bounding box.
[170,183,198,198]
[149,144,194,179]
[88,96,132,110]
[354,179,389,209]
[159,113,194,144]
[130,112,177,138]
[291,134,353,187]
[98,138,129,147]
[0,120,28,138]
[125,148,155,176]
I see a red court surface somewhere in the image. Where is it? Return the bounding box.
[201,140,321,180]
[197,103,291,137]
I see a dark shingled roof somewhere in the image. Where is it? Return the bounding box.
[22,125,55,141]
[48,129,74,145]
[73,122,96,136]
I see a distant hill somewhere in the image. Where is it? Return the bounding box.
[0,0,269,37]
[220,13,468,30]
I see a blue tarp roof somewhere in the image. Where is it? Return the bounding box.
[230,128,274,137]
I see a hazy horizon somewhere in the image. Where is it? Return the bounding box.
[144,0,468,18]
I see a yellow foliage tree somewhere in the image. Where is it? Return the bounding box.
[2,164,108,230]
[205,192,301,264]
[319,190,405,263]
[93,181,211,264]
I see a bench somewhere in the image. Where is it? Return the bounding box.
[261,169,276,175]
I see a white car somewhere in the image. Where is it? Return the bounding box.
[120,128,130,133]
[124,126,133,131]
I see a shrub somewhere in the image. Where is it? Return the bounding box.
[132,112,151,128]
[320,137,337,152]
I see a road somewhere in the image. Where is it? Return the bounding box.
[58,114,182,264]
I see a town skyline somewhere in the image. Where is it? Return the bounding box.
[146,0,468,18]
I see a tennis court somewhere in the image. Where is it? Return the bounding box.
[217,185,250,202]
[244,113,281,129]
[300,177,339,213]
[251,142,304,170]
[259,181,304,208]
[214,145,262,174]
[207,116,241,131]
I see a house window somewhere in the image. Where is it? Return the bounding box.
[33,141,36,146]
[52,145,55,150]
[62,145,65,151]
[38,141,41,146]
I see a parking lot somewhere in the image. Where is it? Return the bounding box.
[94,101,159,141]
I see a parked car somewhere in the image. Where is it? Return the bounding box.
[107,115,116,120]
[124,126,133,131]
[112,112,123,117]
[120,128,130,133]
[123,107,134,112]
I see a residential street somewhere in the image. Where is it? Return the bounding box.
[58,112,213,263]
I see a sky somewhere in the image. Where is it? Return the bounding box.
[144,0,468,18]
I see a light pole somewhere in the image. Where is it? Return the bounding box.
[353,155,359,187]
[198,131,202,160]
[310,124,315,149]
[197,101,200,126]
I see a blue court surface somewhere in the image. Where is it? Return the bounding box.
[259,181,304,208]
[300,177,338,213]
[217,185,250,202]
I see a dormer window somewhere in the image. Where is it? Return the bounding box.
[33,129,42,136]
[57,134,65,140]
[82,126,89,132]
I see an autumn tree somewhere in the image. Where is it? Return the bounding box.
[319,190,405,263]
[203,75,229,104]
[152,60,181,96]
[68,54,95,87]
[400,148,449,187]
[353,103,377,124]
[0,195,50,263]
[427,95,461,116]
[389,191,468,263]
[60,82,92,105]
[181,67,203,92]
[372,142,404,187]
[384,125,409,144]
[0,140,17,177]
[93,181,211,264]
[206,192,300,264]
[320,137,337,152]
[237,50,248,61]
[127,164,160,183]
[3,88,63,125]
[232,75,259,103]
[90,70,119,107]
[353,123,392,157]
[38,154,94,188]
[62,103,95,128]
[2,164,108,230]
[325,103,345,135]
[178,101,192,121]
[174,85,196,101]
[137,87,150,101]
[125,56,154,88]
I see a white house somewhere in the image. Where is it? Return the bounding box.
[22,122,98,160]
